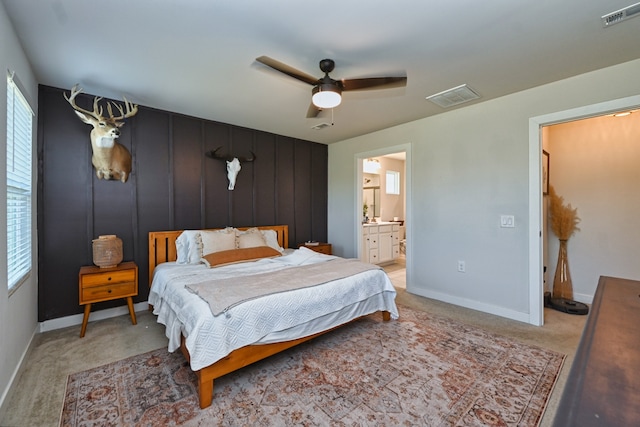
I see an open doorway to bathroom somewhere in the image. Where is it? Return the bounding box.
[359,151,407,290]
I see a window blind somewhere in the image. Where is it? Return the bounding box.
[6,72,33,290]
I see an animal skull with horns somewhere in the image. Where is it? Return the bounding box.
[64,85,138,183]
[206,147,256,190]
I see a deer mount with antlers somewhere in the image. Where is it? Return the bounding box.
[206,147,256,190]
[64,85,138,183]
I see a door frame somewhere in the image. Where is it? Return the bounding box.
[355,143,412,282]
[528,94,640,326]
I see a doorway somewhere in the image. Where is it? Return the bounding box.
[356,144,411,290]
[528,94,640,326]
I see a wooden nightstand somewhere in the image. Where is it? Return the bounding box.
[298,242,332,255]
[78,261,138,337]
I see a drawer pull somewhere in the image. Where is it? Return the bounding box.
[108,289,112,293]
[108,277,112,281]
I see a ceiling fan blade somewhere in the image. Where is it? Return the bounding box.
[306,102,321,118]
[341,76,407,91]
[256,56,319,86]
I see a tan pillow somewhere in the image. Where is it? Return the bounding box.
[201,246,282,268]
[199,230,237,256]
[237,227,267,249]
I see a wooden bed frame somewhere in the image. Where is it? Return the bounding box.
[148,225,391,409]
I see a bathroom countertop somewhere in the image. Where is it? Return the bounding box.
[363,221,402,226]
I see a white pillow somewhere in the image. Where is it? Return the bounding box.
[237,227,267,249]
[176,228,284,263]
[261,229,285,253]
[175,230,202,264]
[279,246,335,265]
[199,229,237,256]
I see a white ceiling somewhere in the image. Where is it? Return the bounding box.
[3,0,640,144]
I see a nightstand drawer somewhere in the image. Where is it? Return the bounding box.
[81,269,136,288]
[311,244,332,255]
[81,281,136,303]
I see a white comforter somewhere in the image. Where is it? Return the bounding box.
[149,247,399,371]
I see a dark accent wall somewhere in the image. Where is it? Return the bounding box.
[37,85,328,321]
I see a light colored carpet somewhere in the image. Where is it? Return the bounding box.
[0,288,586,427]
[59,305,564,426]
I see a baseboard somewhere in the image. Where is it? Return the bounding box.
[0,324,38,419]
[408,287,532,324]
[39,301,149,333]
[572,292,594,305]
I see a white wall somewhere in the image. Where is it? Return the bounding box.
[546,114,640,302]
[329,58,640,324]
[0,2,39,413]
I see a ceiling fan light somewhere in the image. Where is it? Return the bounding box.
[312,84,342,109]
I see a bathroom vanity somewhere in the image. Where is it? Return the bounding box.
[362,222,401,265]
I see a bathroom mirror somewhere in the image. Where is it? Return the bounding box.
[363,187,380,218]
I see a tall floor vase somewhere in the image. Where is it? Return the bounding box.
[552,239,573,300]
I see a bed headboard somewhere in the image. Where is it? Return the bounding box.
[148,225,289,286]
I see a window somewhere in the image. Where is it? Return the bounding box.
[386,170,400,195]
[6,72,33,291]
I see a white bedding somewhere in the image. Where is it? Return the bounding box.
[149,247,399,371]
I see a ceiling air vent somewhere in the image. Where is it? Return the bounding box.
[426,84,480,108]
[311,122,332,130]
[602,2,640,27]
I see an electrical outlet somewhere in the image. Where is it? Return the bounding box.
[457,260,466,273]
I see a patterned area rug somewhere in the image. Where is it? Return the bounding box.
[60,306,564,426]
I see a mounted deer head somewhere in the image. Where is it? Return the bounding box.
[64,85,138,183]
[206,147,256,190]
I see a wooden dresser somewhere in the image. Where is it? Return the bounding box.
[553,276,640,426]
[78,261,138,337]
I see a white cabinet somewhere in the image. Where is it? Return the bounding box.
[363,223,400,264]
[362,225,379,264]
[361,226,369,263]
[391,224,400,261]
[378,224,394,263]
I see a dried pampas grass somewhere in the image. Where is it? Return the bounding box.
[548,186,580,240]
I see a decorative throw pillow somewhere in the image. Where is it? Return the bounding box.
[175,230,202,264]
[237,227,267,249]
[199,229,237,256]
[261,229,284,253]
[201,246,282,268]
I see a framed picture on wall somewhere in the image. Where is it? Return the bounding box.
[542,150,550,195]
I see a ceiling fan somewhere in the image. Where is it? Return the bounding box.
[256,56,407,118]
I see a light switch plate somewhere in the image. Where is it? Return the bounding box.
[500,215,515,228]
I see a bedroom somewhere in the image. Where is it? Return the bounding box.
[2,0,640,425]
